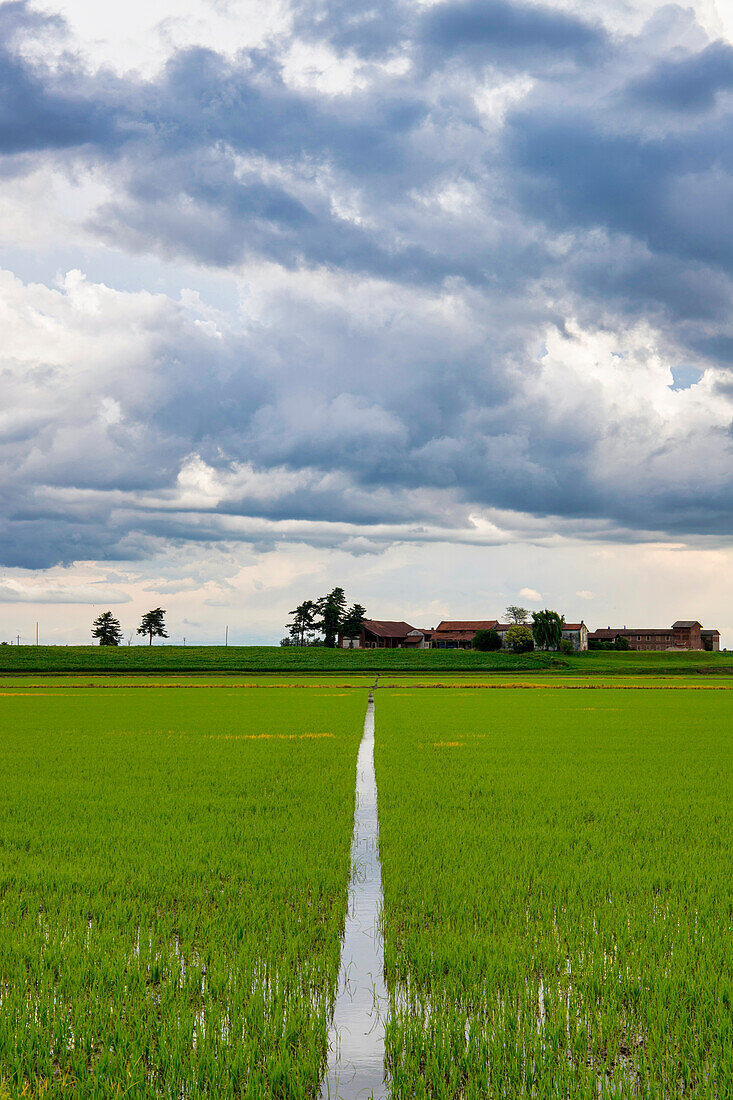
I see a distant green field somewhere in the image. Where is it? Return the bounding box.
[377,687,733,1097]
[0,684,363,1097]
[1,644,733,675]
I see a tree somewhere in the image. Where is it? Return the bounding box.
[92,611,123,647]
[137,608,168,646]
[505,605,529,624]
[559,638,574,655]
[614,635,630,651]
[505,625,534,653]
[316,587,348,648]
[287,600,318,646]
[473,628,501,651]
[341,603,367,647]
[532,609,564,651]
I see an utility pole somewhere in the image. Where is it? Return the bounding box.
[225,625,228,647]
[36,622,39,645]
[16,635,20,646]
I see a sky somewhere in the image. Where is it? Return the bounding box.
[1,0,733,645]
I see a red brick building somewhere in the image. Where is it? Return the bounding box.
[588,621,720,651]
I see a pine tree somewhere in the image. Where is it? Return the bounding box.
[137,608,169,646]
[287,600,318,646]
[316,588,348,648]
[91,611,123,647]
[341,603,367,645]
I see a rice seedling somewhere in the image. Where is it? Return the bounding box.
[0,684,364,1097]
[377,686,733,1098]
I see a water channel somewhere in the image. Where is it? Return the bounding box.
[320,691,388,1100]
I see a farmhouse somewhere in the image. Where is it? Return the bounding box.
[561,623,589,651]
[432,621,499,649]
[588,621,720,651]
[340,620,433,648]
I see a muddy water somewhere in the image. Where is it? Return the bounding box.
[321,693,388,1100]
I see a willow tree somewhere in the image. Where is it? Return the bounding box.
[531,609,564,651]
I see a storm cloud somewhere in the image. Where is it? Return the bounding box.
[1,0,733,571]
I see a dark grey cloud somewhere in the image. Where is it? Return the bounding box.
[2,0,733,569]
[0,4,120,156]
[506,110,733,269]
[292,0,411,59]
[294,0,605,68]
[626,40,733,112]
[420,0,605,66]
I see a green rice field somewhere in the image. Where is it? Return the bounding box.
[0,675,730,1096]
[0,685,364,1097]
[377,685,733,1098]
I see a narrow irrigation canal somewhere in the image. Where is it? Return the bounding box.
[321,690,388,1100]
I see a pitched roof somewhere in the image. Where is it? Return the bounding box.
[701,628,720,635]
[589,628,671,638]
[362,619,415,638]
[435,620,498,632]
[562,623,586,631]
[672,621,702,629]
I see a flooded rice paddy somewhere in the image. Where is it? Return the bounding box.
[0,676,730,1096]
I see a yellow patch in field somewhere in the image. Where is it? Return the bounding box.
[207,732,335,741]
[433,740,465,748]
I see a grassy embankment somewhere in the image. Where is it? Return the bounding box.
[2,645,733,675]
[0,685,364,1097]
[377,686,733,1097]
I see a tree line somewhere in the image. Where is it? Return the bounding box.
[88,600,593,651]
[282,588,366,648]
[91,608,168,646]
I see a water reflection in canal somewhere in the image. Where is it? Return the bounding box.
[321,694,387,1100]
